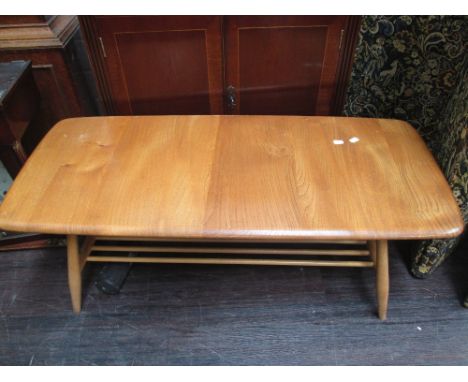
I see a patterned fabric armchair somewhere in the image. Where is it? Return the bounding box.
[344,16,467,278]
[411,61,467,277]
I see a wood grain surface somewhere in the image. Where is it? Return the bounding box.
[0,115,463,239]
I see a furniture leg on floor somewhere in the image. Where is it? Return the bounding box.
[376,240,389,320]
[67,235,82,313]
[2,116,460,319]
[65,236,394,319]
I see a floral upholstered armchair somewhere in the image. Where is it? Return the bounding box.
[344,16,467,278]
[411,62,467,277]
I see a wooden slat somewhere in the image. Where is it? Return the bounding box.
[90,245,370,256]
[86,255,374,267]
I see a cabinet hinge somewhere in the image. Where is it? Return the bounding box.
[98,37,107,58]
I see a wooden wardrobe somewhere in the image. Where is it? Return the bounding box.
[80,16,361,116]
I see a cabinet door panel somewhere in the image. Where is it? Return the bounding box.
[224,16,349,115]
[95,16,224,115]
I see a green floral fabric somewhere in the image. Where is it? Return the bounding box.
[411,58,467,277]
[344,16,467,277]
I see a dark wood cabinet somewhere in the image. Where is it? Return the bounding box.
[224,16,351,115]
[0,61,40,177]
[81,16,360,116]
[86,16,224,115]
[0,16,97,152]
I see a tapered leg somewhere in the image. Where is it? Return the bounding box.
[376,240,389,320]
[67,235,82,313]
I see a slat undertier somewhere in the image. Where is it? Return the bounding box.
[81,238,375,268]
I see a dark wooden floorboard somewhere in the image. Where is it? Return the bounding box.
[0,240,467,365]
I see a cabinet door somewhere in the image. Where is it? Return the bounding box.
[91,16,224,115]
[224,16,351,115]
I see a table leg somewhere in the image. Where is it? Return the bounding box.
[376,240,389,320]
[67,235,82,313]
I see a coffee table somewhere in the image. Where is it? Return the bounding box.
[0,116,463,319]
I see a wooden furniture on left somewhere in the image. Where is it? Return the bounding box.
[0,116,463,319]
[0,16,92,152]
[0,60,40,177]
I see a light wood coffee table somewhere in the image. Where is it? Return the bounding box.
[0,116,463,319]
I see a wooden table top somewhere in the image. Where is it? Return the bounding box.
[0,115,463,240]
